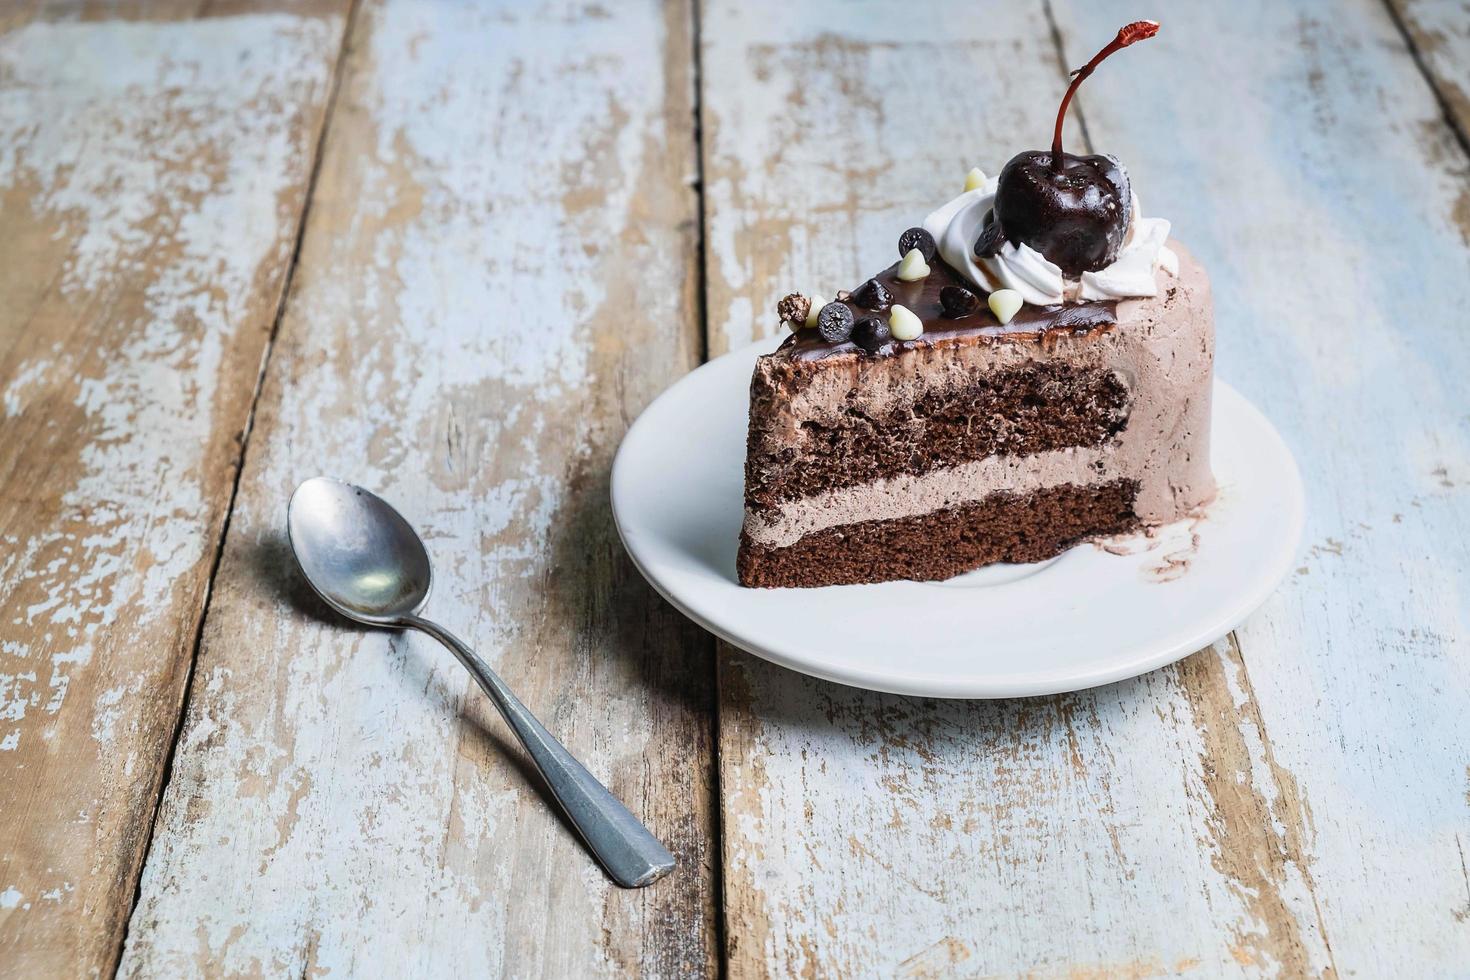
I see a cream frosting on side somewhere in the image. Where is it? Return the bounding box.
[920,175,1176,305]
[741,241,1216,549]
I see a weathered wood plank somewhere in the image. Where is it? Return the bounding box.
[720,640,1332,977]
[0,5,348,976]
[696,0,1470,975]
[119,1,716,976]
[1387,0,1470,147]
[1051,0,1470,972]
[0,0,344,33]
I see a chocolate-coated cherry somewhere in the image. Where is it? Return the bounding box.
[977,21,1157,277]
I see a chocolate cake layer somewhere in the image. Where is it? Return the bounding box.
[737,241,1215,588]
[745,362,1128,511]
[737,481,1139,588]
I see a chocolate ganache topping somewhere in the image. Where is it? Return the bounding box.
[777,258,1117,363]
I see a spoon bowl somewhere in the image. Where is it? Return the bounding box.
[288,477,431,624]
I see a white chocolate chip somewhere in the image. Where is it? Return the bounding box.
[895,248,930,282]
[889,304,923,341]
[988,288,1023,325]
[963,166,987,192]
[804,295,826,328]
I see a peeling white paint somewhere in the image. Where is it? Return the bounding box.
[706,0,1470,975]
[121,2,695,977]
[0,13,342,967]
[0,14,336,759]
[89,684,127,748]
[1051,0,1470,971]
[2,358,52,418]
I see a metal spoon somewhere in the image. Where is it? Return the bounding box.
[286,476,675,888]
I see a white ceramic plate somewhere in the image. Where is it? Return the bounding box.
[611,339,1304,698]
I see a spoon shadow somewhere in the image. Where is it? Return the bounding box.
[246,531,345,627]
[383,630,565,821]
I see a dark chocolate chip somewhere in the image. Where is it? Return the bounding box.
[851,278,893,312]
[851,316,892,356]
[816,302,855,342]
[939,285,980,318]
[974,209,1005,258]
[898,227,937,262]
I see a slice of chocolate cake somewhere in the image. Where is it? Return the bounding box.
[737,20,1216,589]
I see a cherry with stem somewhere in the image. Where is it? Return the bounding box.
[978,20,1162,276]
[1050,20,1159,171]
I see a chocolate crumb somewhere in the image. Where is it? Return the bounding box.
[776,292,810,325]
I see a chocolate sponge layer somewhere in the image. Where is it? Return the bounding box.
[737,480,1138,589]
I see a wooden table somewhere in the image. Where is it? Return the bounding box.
[2,1,1467,976]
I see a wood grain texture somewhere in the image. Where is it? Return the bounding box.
[719,640,1331,978]
[1387,0,1470,148]
[0,0,351,32]
[702,0,1465,974]
[1050,0,1470,972]
[119,0,717,975]
[0,5,347,976]
[699,2,1333,975]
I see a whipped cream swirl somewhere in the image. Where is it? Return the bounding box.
[921,173,1178,306]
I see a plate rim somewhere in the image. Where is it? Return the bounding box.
[612,339,1305,699]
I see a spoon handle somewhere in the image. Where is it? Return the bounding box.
[403,615,675,888]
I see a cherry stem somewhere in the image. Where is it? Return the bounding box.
[1050,20,1159,170]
